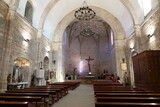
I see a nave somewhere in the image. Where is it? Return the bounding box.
[53,84,95,107]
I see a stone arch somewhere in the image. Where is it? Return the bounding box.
[38,0,60,29]
[9,0,19,8]
[52,7,126,81]
[12,58,30,84]
[38,0,137,30]
[24,1,33,22]
[120,0,140,25]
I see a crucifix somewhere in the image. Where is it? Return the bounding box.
[85,56,94,75]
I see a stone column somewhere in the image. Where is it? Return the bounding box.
[114,38,126,83]
[0,6,17,90]
[52,42,64,82]
[36,29,43,70]
[134,24,142,53]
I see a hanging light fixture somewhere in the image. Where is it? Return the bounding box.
[74,1,96,21]
[80,28,95,37]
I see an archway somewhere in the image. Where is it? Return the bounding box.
[63,17,115,79]
[12,58,30,84]
[52,7,126,82]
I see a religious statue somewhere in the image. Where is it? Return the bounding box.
[124,72,129,86]
[31,73,35,87]
[39,61,43,69]
[7,74,11,84]
[12,63,19,83]
[72,67,77,80]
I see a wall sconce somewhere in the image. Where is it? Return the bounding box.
[147,34,153,38]
[24,38,29,42]
[53,60,56,64]
[130,48,138,56]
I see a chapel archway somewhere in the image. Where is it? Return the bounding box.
[52,7,126,82]
[12,58,30,83]
[63,17,116,79]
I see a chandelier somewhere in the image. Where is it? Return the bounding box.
[74,1,96,21]
[80,28,95,37]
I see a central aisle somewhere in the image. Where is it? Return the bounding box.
[52,84,95,107]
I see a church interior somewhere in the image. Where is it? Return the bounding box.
[0,0,160,107]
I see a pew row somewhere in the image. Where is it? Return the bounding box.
[0,101,28,107]
[95,102,160,107]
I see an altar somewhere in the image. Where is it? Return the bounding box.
[84,75,96,84]
[85,76,96,80]
[17,82,28,89]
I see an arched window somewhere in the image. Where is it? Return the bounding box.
[138,0,152,16]
[110,30,114,45]
[24,1,33,23]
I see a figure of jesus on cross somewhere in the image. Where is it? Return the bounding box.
[85,56,94,75]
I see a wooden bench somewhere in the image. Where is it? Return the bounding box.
[96,93,160,97]
[0,93,50,106]
[0,101,28,107]
[96,96,160,103]
[95,102,160,107]
[49,81,80,90]
[34,85,69,95]
[94,90,154,94]
[6,90,56,104]
[93,82,123,86]
[94,86,133,91]
[0,96,41,107]
[23,88,64,98]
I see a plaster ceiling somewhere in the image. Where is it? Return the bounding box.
[4,0,159,40]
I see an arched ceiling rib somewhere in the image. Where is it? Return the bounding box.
[43,0,134,39]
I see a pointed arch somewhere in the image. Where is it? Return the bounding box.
[24,1,33,22]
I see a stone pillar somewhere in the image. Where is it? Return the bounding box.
[36,29,43,69]
[134,24,142,53]
[0,6,17,90]
[52,42,64,82]
[114,38,126,84]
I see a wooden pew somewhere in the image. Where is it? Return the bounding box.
[24,87,66,98]
[0,101,28,107]
[95,102,160,107]
[96,93,160,97]
[0,93,50,105]
[21,88,62,100]
[94,86,133,91]
[0,96,41,107]
[6,90,56,104]
[94,90,154,94]
[49,81,80,90]
[33,85,69,95]
[93,81,123,86]
[96,96,160,103]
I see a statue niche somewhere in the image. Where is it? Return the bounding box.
[12,58,30,84]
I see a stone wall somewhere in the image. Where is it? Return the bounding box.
[0,1,53,90]
[64,31,112,78]
[126,7,160,86]
[0,0,9,89]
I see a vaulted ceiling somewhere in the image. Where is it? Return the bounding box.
[4,0,159,39]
